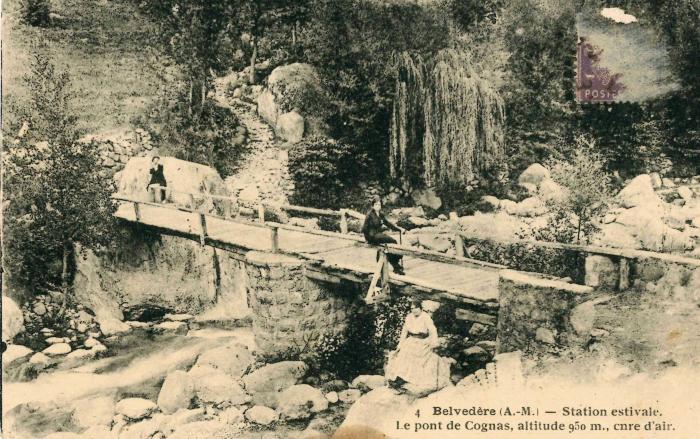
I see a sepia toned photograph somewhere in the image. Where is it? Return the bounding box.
[1,1,698,438]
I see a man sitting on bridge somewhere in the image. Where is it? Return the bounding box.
[362,196,407,275]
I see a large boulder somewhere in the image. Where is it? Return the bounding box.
[245,405,278,425]
[593,223,639,249]
[2,345,33,366]
[275,111,304,144]
[584,255,619,289]
[2,296,24,342]
[616,174,661,209]
[158,370,195,415]
[43,343,72,356]
[71,394,116,429]
[351,375,386,392]
[276,384,329,420]
[457,212,527,241]
[518,164,550,186]
[337,387,412,436]
[416,233,452,253]
[257,89,279,126]
[538,178,567,203]
[513,197,547,217]
[411,188,442,210]
[115,156,228,209]
[72,247,128,335]
[115,398,157,420]
[168,420,228,439]
[242,361,308,408]
[194,342,254,378]
[188,365,250,406]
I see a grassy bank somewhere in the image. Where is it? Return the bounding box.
[2,0,176,134]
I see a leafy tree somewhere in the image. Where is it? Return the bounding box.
[302,0,450,167]
[543,137,613,244]
[288,136,368,209]
[138,0,238,116]
[3,55,116,308]
[499,0,578,173]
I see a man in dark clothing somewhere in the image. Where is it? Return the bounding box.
[362,196,406,275]
[147,156,167,202]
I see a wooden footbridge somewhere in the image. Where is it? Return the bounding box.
[113,186,505,324]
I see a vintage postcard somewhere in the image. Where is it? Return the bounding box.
[2,1,698,438]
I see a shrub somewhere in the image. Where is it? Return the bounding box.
[288,136,368,209]
[22,0,51,27]
[306,295,411,380]
[542,136,613,244]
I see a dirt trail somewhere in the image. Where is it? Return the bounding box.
[213,89,293,205]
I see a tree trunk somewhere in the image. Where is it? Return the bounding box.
[292,23,297,46]
[59,241,71,315]
[188,79,194,116]
[249,36,257,85]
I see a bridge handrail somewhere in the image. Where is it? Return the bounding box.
[112,195,505,273]
[139,185,365,222]
[117,187,662,266]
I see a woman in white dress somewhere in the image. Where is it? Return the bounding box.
[385,299,452,395]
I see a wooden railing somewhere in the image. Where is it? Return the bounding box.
[142,184,365,232]
[116,187,502,267]
[113,186,506,306]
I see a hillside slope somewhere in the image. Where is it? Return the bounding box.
[2,0,175,134]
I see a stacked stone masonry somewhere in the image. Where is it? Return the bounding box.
[244,252,356,362]
[82,129,155,180]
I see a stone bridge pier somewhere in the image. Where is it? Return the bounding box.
[244,251,360,362]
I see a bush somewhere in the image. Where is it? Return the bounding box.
[288,136,368,209]
[22,0,51,27]
[306,295,411,380]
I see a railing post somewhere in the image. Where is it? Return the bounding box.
[618,257,630,290]
[189,193,196,211]
[133,201,141,222]
[455,234,465,257]
[339,209,348,234]
[380,249,390,287]
[154,185,163,203]
[223,199,232,219]
[270,226,279,253]
[258,203,265,223]
[199,212,207,246]
[365,249,388,304]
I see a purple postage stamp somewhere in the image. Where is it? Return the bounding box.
[576,37,625,103]
[575,7,680,103]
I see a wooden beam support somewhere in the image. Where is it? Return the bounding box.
[455,307,497,326]
[339,209,348,234]
[618,257,630,290]
[189,193,196,211]
[365,251,387,304]
[257,203,265,223]
[270,226,279,253]
[199,213,207,246]
[455,234,465,258]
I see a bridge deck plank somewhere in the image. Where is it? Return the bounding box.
[115,201,500,302]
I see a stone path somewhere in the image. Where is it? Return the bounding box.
[215,89,293,205]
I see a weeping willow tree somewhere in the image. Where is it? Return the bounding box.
[390,49,505,189]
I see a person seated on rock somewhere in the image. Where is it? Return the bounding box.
[147,156,167,202]
[362,196,406,275]
[385,299,451,396]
